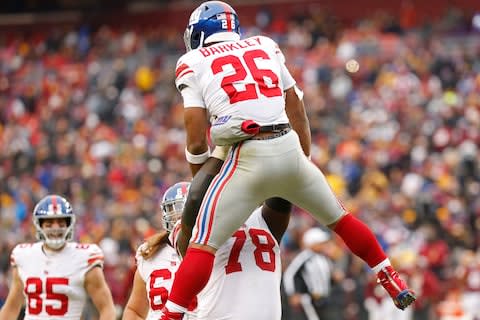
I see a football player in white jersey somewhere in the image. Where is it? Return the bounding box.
[124,148,291,320]
[0,195,116,320]
[122,182,194,320]
[194,201,288,320]
[161,2,416,319]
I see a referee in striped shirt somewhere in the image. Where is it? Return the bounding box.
[283,227,340,320]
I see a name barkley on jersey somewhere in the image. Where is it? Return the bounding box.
[198,36,263,57]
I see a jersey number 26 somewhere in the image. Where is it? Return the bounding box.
[212,49,283,104]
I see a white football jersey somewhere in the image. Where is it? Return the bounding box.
[136,243,196,320]
[175,35,295,127]
[194,207,282,320]
[10,242,104,320]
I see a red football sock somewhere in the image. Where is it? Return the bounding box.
[333,213,387,268]
[168,247,215,308]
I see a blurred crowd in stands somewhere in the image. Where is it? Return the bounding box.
[0,3,479,319]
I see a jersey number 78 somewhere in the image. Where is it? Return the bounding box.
[225,228,276,274]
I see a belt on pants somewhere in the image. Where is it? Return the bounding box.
[250,126,291,140]
[258,123,291,133]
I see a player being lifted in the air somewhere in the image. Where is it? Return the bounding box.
[160,2,416,319]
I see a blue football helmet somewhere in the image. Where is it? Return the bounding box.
[184,1,241,51]
[161,182,190,232]
[33,195,75,249]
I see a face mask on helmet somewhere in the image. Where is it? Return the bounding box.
[33,195,76,250]
[36,217,75,249]
[161,182,190,232]
[184,1,241,51]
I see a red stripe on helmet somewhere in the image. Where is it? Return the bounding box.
[51,196,58,214]
[181,183,188,195]
[220,3,233,31]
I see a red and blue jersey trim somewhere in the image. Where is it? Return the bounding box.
[192,143,242,244]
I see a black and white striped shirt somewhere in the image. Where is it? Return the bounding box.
[283,249,333,319]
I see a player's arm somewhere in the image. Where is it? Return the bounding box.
[139,230,169,260]
[0,268,24,319]
[269,35,311,157]
[177,60,210,177]
[177,146,229,257]
[84,267,116,320]
[285,85,311,157]
[122,270,148,320]
[262,197,292,243]
[184,107,210,176]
